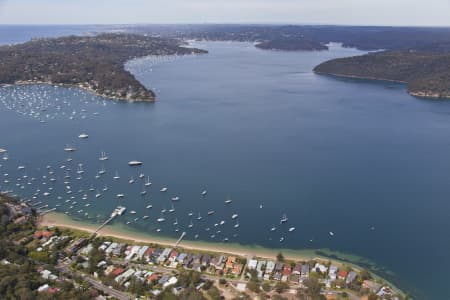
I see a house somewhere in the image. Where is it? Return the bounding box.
[265,261,275,274]
[34,230,53,239]
[111,268,125,277]
[137,246,149,260]
[329,265,338,280]
[232,263,243,275]
[201,254,211,266]
[338,270,348,280]
[248,259,258,270]
[274,262,284,272]
[313,263,328,274]
[37,284,50,292]
[163,276,178,289]
[362,280,382,293]
[115,268,135,284]
[273,272,282,281]
[66,238,87,255]
[256,260,266,278]
[169,250,178,261]
[301,264,310,279]
[225,256,236,269]
[292,264,302,275]
[112,243,124,256]
[105,243,118,255]
[346,271,357,285]
[176,253,187,263]
[104,265,115,276]
[282,265,292,277]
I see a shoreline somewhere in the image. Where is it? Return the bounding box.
[314,71,450,100]
[0,81,156,102]
[40,211,406,297]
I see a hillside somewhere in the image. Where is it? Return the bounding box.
[255,37,328,51]
[314,51,450,99]
[0,33,207,101]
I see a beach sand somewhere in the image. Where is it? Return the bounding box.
[40,212,320,261]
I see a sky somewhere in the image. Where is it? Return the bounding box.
[0,0,449,26]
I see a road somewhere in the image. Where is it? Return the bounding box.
[84,276,132,300]
[56,261,132,300]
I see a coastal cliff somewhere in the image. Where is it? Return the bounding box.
[314,51,450,99]
[0,34,207,101]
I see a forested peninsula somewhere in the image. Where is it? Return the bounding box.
[0,34,207,101]
[314,51,450,99]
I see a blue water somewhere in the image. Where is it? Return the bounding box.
[0,26,449,299]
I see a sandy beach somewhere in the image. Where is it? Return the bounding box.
[40,212,321,261]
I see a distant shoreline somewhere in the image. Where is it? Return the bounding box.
[39,211,406,297]
[0,81,155,102]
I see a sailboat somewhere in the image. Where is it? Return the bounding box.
[144,177,152,187]
[169,204,175,213]
[99,151,109,161]
[113,171,120,180]
[280,214,288,224]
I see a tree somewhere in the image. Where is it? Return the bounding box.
[261,282,272,292]
[275,281,289,293]
[247,280,260,293]
[304,277,323,297]
[276,252,284,262]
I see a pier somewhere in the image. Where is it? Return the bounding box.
[174,231,186,247]
[40,208,56,215]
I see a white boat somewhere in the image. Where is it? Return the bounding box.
[129,177,135,184]
[197,213,202,220]
[128,160,143,166]
[113,171,120,180]
[64,145,76,152]
[169,204,175,213]
[329,231,334,236]
[201,190,207,196]
[171,196,180,201]
[140,190,147,196]
[78,133,89,139]
[146,204,152,209]
[111,206,126,217]
[157,215,166,222]
[144,177,152,187]
[139,173,145,179]
[116,193,125,198]
[289,227,295,232]
[0,148,6,154]
[95,193,101,198]
[225,198,232,204]
[188,220,194,228]
[231,213,238,219]
[142,215,149,219]
[219,220,226,225]
[99,151,109,161]
[18,166,26,170]
[173,218,178,226]
[234,222,240,228]
[280,237,285,242]
[130,210,136,214]
[207,210,215,215]
[160,187,168,192]
[98,167,106,175]
[270,227,276,232]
